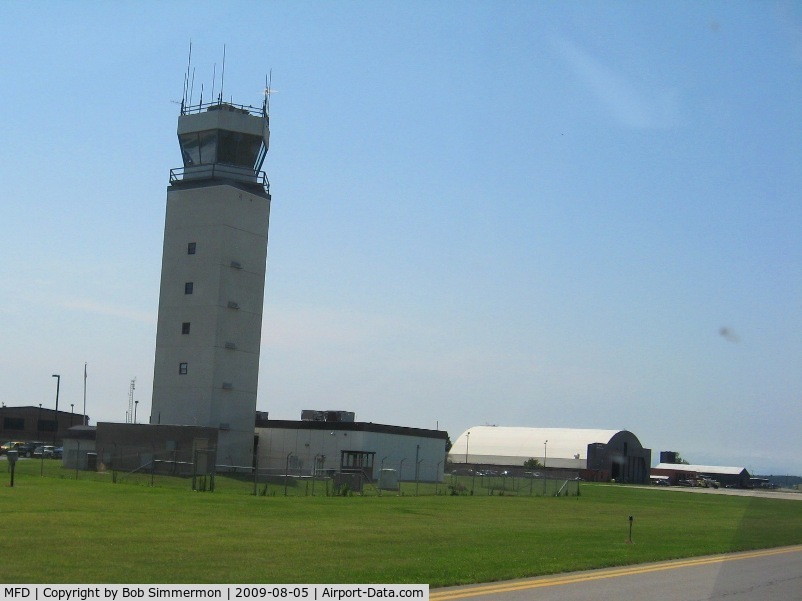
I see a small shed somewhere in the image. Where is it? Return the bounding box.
[61,425,97,470]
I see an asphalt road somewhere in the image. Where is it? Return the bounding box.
[431,546,802,601]
[637,485,802,502]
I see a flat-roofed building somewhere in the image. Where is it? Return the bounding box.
[0,405,88,448]
[651,463,751,488]
[255,414,448,484]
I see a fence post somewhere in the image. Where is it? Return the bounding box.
[210,452,216,492]
[312,454,320,497]
[399,458,406,496]
[253,453,259,496]
[285,452,292,496]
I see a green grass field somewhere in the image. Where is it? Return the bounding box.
[2,461,802,585]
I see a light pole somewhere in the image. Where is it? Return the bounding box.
[465,431,470,465]
[543,440,548,496]
[70,404,74,427]
[544,440,548,469]
[134,400,139,424]
[52,374,60,445]
[83,362,87,426]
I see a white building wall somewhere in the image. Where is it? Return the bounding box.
[361,430,445,481]
[255,425,446,482]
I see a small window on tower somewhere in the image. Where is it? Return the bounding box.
[179,363,188,375]
[187,242,196,255]
[185,282,194,294]
[182,322,191,335]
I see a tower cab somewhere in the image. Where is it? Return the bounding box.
[172,100,270,191]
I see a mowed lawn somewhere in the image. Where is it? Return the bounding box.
[2,466,802,585]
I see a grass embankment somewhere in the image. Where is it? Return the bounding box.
[2,462,801,584]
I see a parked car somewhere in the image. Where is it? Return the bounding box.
[1,441,25,455]
[19,441,46,457]
[449,468,475,476]
[53,447,64,459]
[33,445,56,458]
[698,476,720,489]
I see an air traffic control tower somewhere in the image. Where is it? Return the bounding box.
[150,89,271,467]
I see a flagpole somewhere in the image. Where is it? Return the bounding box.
[83,363,87,426]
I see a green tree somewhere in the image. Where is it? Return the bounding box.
[523,457,543,469]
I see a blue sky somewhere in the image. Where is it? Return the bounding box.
[1,1,800,474]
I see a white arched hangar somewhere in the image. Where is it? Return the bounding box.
[449,426,651,484]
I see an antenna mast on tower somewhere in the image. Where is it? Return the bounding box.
[126,378,136,423]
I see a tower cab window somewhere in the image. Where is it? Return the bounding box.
[179,130,261,168]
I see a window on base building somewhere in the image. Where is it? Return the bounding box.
[3,417,24,430]
[185,282,194,294]
[179,363,188,375]
[39,419,57,432]
[187,242,196,255]
[340,451,375,472]
[182,322,191,335]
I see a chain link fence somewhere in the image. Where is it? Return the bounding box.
[6,453,580,497]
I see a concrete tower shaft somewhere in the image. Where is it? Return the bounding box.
[151,97,271,467]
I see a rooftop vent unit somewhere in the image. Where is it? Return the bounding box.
[301,410,355,423]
